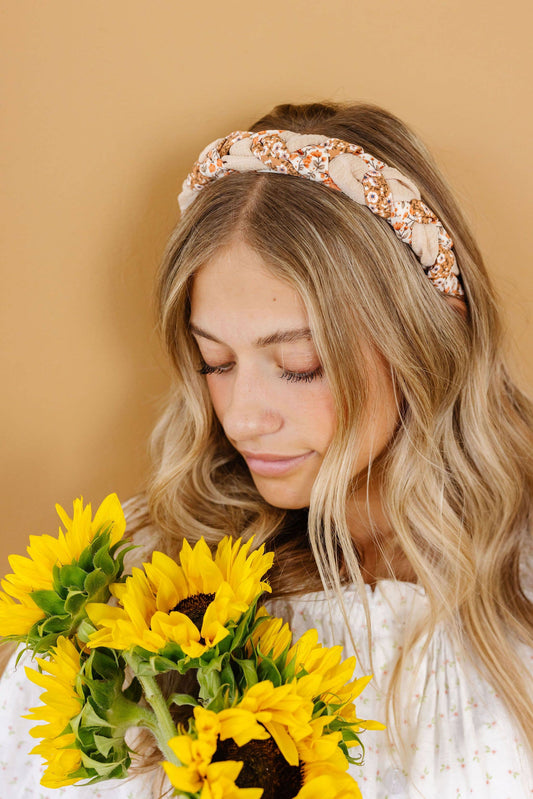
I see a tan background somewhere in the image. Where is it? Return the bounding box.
[1,1,532,576]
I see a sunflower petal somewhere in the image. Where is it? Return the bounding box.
[92,493,126,545]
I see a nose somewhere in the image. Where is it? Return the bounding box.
[220,366,284,444]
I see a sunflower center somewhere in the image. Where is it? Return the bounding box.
[172,592,216,631]
[212,737,303,799]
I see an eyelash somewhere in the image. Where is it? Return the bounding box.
[197,361,324,384]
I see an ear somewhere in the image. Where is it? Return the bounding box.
[444,295,468,320]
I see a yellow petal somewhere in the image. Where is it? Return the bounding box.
[86,602,127,626]
[194,707,221,742]
[162,762,202,792]
[0,597,44,636]
[263,720,299,767]
[168,734,194,765]
[218,709,270,747]
[92,493,126,545]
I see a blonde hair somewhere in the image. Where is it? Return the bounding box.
[141,101,533,765]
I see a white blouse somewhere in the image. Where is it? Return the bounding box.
[0,578,532,798]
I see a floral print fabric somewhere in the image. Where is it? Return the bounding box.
[269,580,533,798]
[178,129,464,298]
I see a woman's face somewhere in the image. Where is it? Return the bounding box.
[189,240,400,509]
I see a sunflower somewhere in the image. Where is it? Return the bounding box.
[87,536,274,660]
[295,772,362,799]
[162,705,363,799]
[295,719,362,799]
[23,636,85,788]
[0,493,126,639]
[163,706,267,798]
[288,630,372,713]
[228,680,315,766]
[249,608,293,662]
[248,613,385,773]
[252,617,382,729]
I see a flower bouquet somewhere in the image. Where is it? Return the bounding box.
[0,494,384,798]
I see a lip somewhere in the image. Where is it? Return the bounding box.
[240,450,314,477]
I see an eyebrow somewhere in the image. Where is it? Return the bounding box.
[189,324,313,348]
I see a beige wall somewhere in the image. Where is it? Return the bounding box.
[1,0,532,575]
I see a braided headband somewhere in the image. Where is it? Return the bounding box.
[178,129,464,298]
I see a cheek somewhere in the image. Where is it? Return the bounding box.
[299,384,337,445]
[204,377,225,419]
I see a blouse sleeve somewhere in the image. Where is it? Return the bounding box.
[0,646,58,796]
[0,648,154,799]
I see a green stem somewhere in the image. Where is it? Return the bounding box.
[123,653,181,765]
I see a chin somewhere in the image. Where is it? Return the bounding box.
[250,475,312,510]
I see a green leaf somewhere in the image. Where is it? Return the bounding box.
[312,700,327,718]
[85,677,117,710]
[78,547,95,572]
[59,564,87,590]
[95,521,114,539]
[64,590,86,615]
[229,598,261,653]
[14,645,30,667]
[219,663,237,696]
[342,737,365,766]
[91,530,112,552]
[257,657,282,687]
[64,765,93,783]
[77,725,97,749]
[111,543,137,571]
[77,617,97,644]
[129,656,171,677]
[51,563,62,593]
[232,656,258,689]
[89,648,122,680]
[342,729,363,744]
[157,641,187,665]
[84,568,108,596]
[74,764,130,785]
[69,705,84,735]
[150,655,183,674]
[81,701,113,729]
[283,652,297,682]
[205,683,232,713]
[30,590,65,615]
[38,614,70,634]
[93,734,117,758]
[80,753,127,778]
[197,667,221,703]
[30,631,64,653]
[203,651,228,673]
[167,693,200,708]
[93,546,114,575]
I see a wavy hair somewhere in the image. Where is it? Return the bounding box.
[140,101,533,764]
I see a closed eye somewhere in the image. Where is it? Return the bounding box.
[197,362,231,376]
[281,366,324,383]
[197,361,323,383]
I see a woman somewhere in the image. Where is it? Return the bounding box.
[1,101,532,797]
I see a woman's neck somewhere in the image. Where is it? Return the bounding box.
[345,476,416,586]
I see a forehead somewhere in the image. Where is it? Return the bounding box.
[189,241,310,339]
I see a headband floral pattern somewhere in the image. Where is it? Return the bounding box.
[178,129,465,298]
